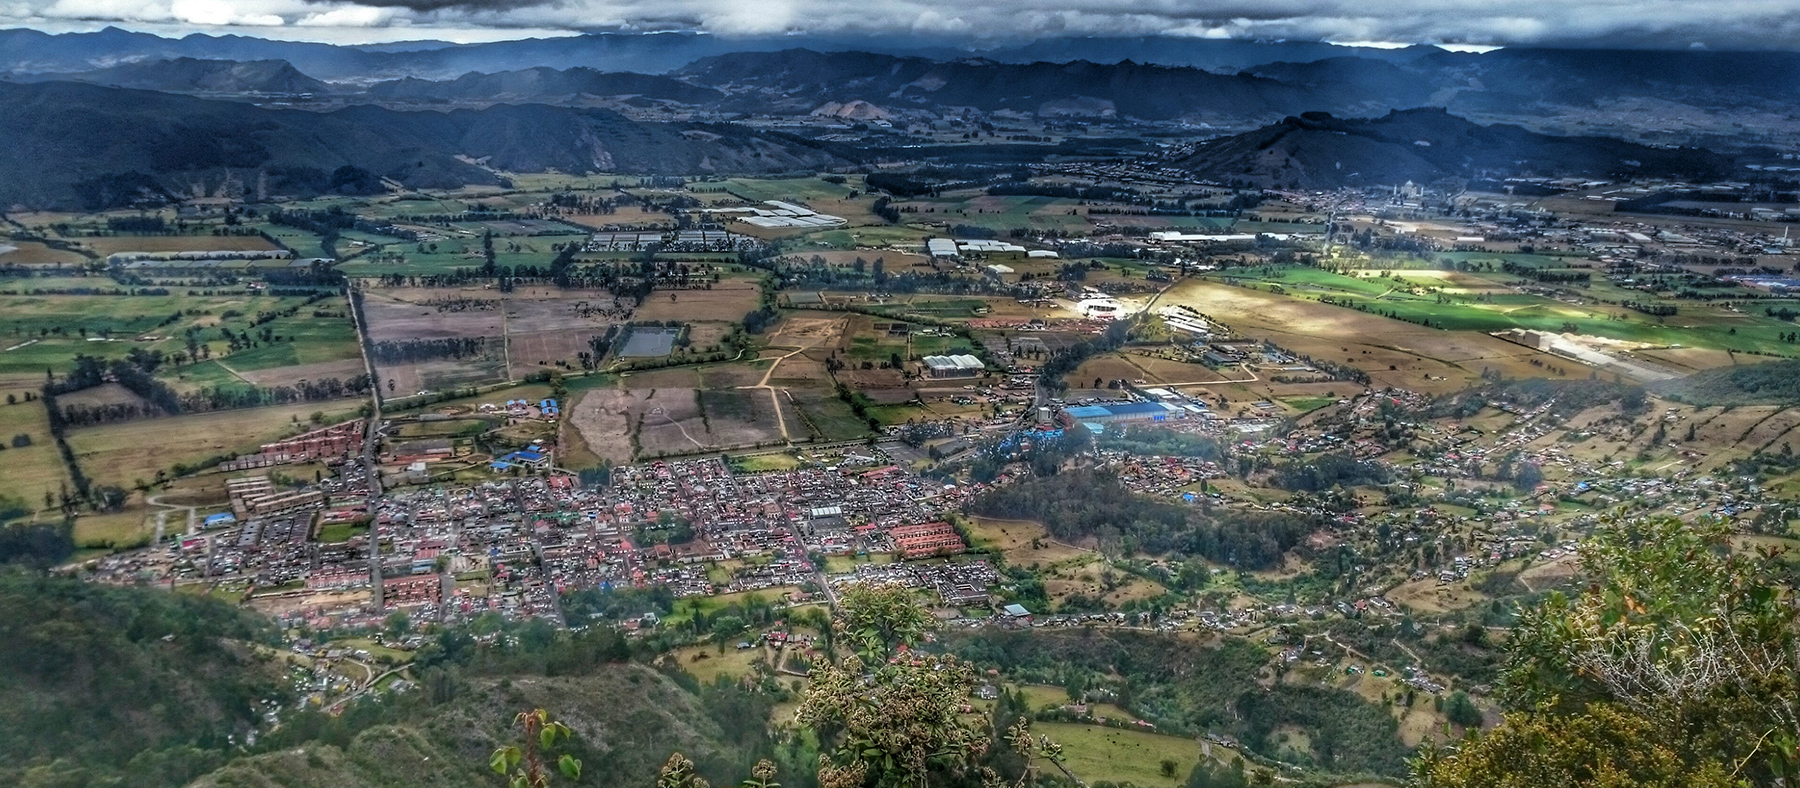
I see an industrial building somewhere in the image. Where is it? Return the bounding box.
[921,354,985,378]
[1064,401,1186,424]
[925,237,1029,258]
[735,201,847,229]
[491,448,552,471]
[585,230,755,252]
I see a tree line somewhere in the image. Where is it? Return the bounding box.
[370,337,489,364]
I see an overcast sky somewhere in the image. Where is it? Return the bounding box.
[5,0,1800,49]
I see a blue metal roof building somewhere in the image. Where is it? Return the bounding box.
[1064,401,1182,423]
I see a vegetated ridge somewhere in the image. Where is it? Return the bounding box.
[0,80,848,209]
[7,56,335,94]
[1170,107,1734,189]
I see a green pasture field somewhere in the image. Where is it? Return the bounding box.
[495,173,631,192]
[1204,265,1800,356]
[70,507,153,550]
[789,392,872,440]
[902,195,1092,234]
[664,586,801,627]
[65,400,363,488]
[864,403,932,426]
[821,553,897,573]
[259,227,331,259]
[0,391,69,513]
[716,176,861,203]
[1232,220,1325,235]
[215,312,361,372]
[0,290,319,374]
[784,225,932,251]
[878,297,991,318]
[726,452,801,473]
[392,418,492,438]
[363,194,478,218]
[317,523,369,543]
[162,359,247,391]
[1035,721,1201,787]
[1431,251,1593,268]
[335,246,486,277]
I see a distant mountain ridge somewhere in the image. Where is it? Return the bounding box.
[1170,108,1734,189]
[365,66,723,105]
[677,49,1323,122]
[8,56,334,94]
[0,27,1432,80]
[0,80,847,209]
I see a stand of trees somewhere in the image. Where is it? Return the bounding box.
[49,353,371,428]
[1415,518,1800,787]
[1039,319,1132,391]
[970,469,1318,568]
[370,337,488,364]
[1271,452,1391,492]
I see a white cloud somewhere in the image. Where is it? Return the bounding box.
[8,0,1800,49]
[296,4,396,26]
[171,0,283,26]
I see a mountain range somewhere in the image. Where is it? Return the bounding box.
[5,31,1800,148]
[675,50,1320,122]
[0,27,1429,81]
[365,66,724,106]
[0,80,845,209]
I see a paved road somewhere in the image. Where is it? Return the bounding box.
[348,285,386,609]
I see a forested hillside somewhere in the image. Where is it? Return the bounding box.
[0,570,286,788]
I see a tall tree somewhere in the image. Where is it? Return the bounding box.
[1413,517,1799,787]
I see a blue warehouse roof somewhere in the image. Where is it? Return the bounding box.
[1103,401,1179,417]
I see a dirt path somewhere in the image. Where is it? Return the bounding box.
[740,319,845,444]
[145,493,198,545]
[1152,364,1261,387]
[211,360,256,386]
[653,406,707,450]
[746,346,810,443]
